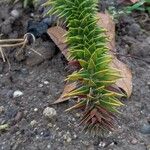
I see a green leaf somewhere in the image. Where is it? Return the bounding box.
[87,58,95,70]
[63,86,89,98]
[79,59,88,68]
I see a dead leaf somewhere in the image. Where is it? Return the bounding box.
[97,13,116,51]
[47,26,69,59]
[53,82,77,104]
[47,13,132,102]
[97,13,132,97]
[111,58,132,97]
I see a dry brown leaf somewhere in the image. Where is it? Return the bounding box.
[97,13,132,97]
[47,13,132,102]
[97,13,116,51]
[53,82,77,104]
[47,26,69,59]
[111,58,132,97]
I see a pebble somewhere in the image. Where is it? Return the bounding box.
[73,134,77,139]
[43,107,57,119]
[43,81,49,85]
[146,37,150,45]
[38,84,43,88]
[130,138,138,145]
[0,106,5,115]
[13,90,23,98]
[66,137,72,143]
[47,144,51,149]
[99,142,106,148]
[34,108,38,112]
[10,9,20,18]
[63,132,72,143]
[0,124,9,131]
[141,124,150,134]
[30,120,37,127]
[76,113,81,117]
[14,112,23,123]
[128,23,141,36]
[47,123,53,128]
[147,145,150,150]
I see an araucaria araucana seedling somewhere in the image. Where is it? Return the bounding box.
[46,0,125,135]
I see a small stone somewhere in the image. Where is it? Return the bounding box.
[0,106,5,115]
[128,23,141,36]
[38,84,43,88]
[43,107,57,119]
[34,108,38,112]
[66,137,72,143]
[26,41,55,67]
[146,37,150,45]
[130,138,138,145]
[76,113,81,117]
[43,81,49,85]
[36,135,40,139]
[72,118,75,122]
[99,142,106,148]
[48,123,53,128]
[10,9,20,18]
[147,145,150,150]
[141,124,150,134]
[30,120,37,127]
[73,134,77,139]
[56,127,59,131]
[63,131,72,143]
[14,112,23,122]
[13,90,23,98]
[47,144,51,149]
[30,13,34,17]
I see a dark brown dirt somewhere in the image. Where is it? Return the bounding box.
[0,1,150,150]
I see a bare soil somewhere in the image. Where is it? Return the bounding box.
[0,1,150,150]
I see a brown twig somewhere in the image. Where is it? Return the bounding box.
[0,33,43,69]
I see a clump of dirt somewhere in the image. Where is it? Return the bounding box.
[0,1,150,150]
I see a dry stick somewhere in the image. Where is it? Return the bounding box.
[0,33,35,69]
[3,50,11,70]
[0,47,6,62]
[26,46,44,58]
[0,42,25,47]
[0,33,44,70]
[0,39,24,43]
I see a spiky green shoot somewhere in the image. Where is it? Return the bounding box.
[46,0,124,135]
